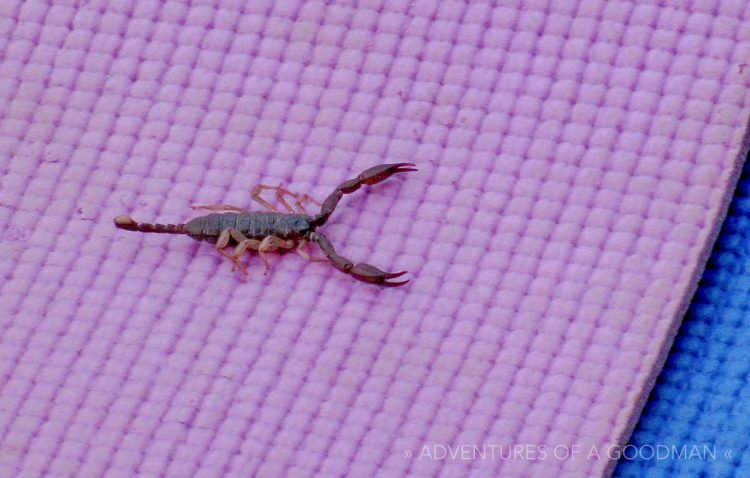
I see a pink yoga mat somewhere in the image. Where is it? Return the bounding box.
[1,1,749,477]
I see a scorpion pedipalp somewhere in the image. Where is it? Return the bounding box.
[312,162,417,227]
[310,232,409,287]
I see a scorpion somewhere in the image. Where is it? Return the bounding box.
[114,163,416,286]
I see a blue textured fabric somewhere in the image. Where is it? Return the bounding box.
[614,150,750,478]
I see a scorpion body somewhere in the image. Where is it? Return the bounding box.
[114,163,416,286]
[185,212,315,244]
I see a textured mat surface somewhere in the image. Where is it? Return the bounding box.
[1,1,750,477]
[614,149,750,478]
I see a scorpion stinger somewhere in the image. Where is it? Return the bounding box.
[311,163,417,227]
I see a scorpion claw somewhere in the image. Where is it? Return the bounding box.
[358,163,418,185]
[384,279,410,287]
[350,264,410,287]
[388,162,418,173]
[381,270,410,287]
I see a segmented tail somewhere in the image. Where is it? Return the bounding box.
[114,215,187,234]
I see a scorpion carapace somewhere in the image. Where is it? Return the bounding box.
[114,163,416,286]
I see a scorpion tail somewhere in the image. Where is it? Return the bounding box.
[310,232,409,287]
[311,163,417,227]
[114,215,188,235]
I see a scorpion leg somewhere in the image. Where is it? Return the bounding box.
[251,185,282,212]
[270,186,320,214]
[257,235,295,274]
[272,185,299,214]
[228,229,262,274]
[309,232,408,287]
[215,229,252,275]
[192,204,248,212]
[296,240,327,262]
[252,184,321,214]
[292,193,321,215]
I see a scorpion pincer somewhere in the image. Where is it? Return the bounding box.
[114,163,417,286]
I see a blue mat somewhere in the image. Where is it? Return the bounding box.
[614,149,750,477]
